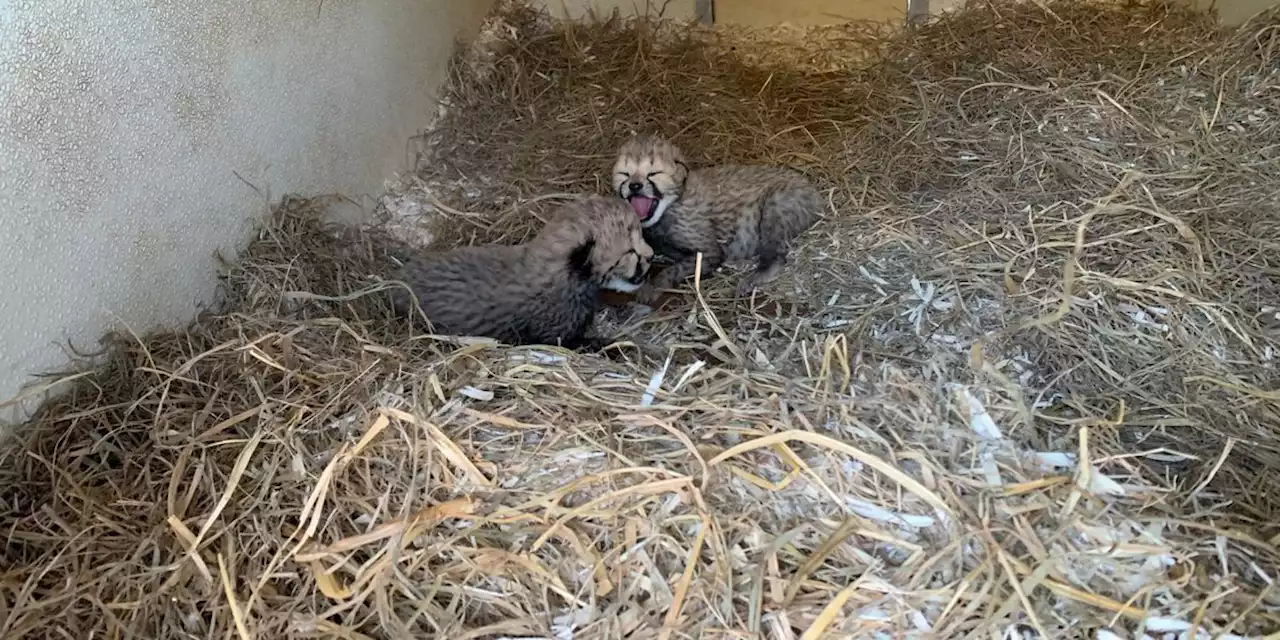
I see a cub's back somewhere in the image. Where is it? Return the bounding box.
[681,164,818,259]
[391,245,533,343]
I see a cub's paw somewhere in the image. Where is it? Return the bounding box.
[736,267,783,299]
[634,283,663,306]
[736,275,763,298]
[580,337,637,361]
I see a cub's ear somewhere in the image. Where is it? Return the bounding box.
[567,238,596,279]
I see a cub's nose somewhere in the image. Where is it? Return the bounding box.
[628,182,644,194]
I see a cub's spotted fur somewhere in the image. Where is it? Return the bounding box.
[389,195,653,349]
[611,133,821,303]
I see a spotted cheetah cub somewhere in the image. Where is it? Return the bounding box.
[610,133,822,304]
[389,195,654,349]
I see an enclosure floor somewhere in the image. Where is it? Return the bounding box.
[4,0,1280,638]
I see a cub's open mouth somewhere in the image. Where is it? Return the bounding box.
[627,195,658,220]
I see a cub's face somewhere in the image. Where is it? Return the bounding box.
[599,222,654,293]
[611,134,689,228]
[558,196,655,293]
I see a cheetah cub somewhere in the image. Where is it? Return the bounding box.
[389,195,654,349]
[610,133,822,304]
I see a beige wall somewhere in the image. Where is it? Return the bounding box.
[1202,0,1279,23]
[716,0,905,25]
[0,0,493,424]
[534,0,698,20]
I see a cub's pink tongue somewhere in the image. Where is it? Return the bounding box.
[628,196,654,218]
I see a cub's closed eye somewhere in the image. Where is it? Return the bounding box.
[646,172,664,178]
[615,172,629,176]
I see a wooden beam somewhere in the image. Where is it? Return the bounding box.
[907,0,930,25]
[695,0,714,24]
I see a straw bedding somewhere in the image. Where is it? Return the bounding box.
[5,0,1280,637]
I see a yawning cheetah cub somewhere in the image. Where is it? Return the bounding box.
[389,195,654,349]
[610,133,822,303]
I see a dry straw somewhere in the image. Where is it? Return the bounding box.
[4,0,1280,637]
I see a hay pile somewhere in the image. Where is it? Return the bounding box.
[5,0,1280,637]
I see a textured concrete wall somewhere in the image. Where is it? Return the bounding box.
[0,0,493,423]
